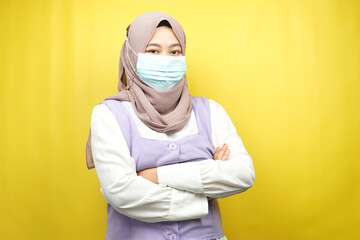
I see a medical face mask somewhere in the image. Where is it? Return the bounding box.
[126,38,186,91]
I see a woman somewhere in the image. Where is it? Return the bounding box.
[86,11,255,240]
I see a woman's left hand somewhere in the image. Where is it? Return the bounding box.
[213,143,230,161]
[137,167,159,184]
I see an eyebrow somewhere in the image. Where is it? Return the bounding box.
[146,43,181,48]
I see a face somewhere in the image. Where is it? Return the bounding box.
[145,26,183,56]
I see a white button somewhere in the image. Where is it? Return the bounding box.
[169,143,177,151]
[169,233,177,240]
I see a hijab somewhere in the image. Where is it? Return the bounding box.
[86,11,192,169]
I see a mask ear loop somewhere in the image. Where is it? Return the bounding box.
[125,38,140,81]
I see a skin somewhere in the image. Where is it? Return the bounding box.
[144,26,183,56]
[137,26,230,184]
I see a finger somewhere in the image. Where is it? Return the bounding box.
[222,149,230,161]
[213,146,220,160]
[220,149,230,161]
[217,144,228,160]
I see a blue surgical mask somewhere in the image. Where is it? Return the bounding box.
[126,38,186,91]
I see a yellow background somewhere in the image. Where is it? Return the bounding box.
[1,0,359,239]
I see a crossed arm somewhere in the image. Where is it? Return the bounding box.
[91,100,254,223]
[138,143,231,184]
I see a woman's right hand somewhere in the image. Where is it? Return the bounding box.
[213,143,230,161]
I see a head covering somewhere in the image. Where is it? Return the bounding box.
[86,11,192,169]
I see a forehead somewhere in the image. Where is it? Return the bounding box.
[147,26,180,45]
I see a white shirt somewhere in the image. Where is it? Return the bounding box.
[91,99,255,227]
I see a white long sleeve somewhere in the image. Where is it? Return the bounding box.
[157,100,255,199]
[90,104,208,223]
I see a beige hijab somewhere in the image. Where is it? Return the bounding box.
[86,11,192,169]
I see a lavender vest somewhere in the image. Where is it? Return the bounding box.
[102,97,224,240]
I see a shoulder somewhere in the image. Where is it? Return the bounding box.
[191,96,228,115]
[91,100,125,122]
[91,103,114,124]
[191,97,230,124]
[207,99,228,116]
[192,96,223,108]
[92,100,130,115]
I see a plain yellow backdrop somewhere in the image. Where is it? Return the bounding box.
[1,0,359,239]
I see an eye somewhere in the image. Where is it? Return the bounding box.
[170,50,182,55]
[145,49,159,54]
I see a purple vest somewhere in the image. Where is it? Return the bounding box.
[102,97,224,240]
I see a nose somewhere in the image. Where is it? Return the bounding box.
[160,51,170,56]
